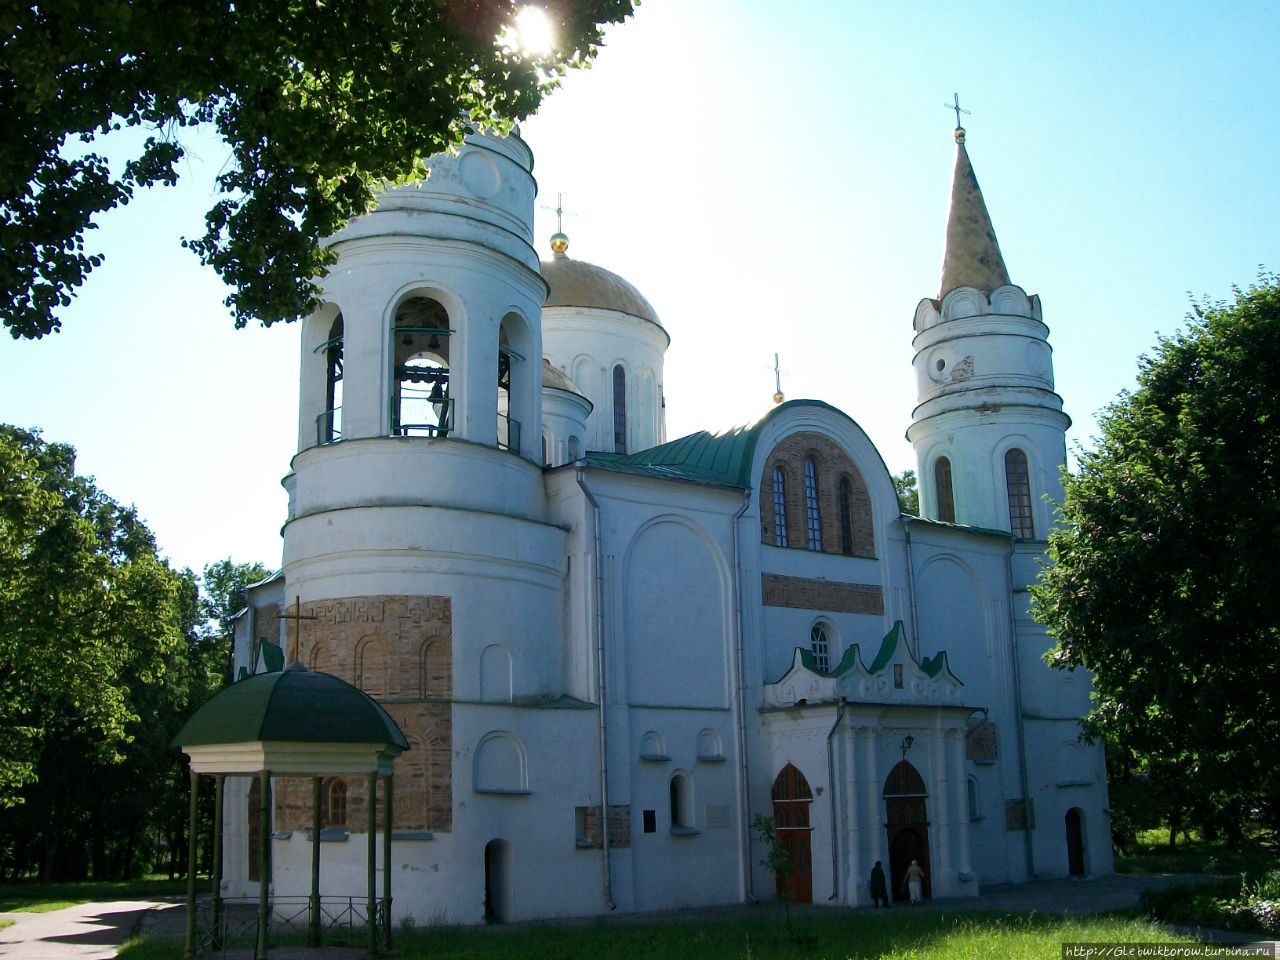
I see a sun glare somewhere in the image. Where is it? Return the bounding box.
[500,5,554,57]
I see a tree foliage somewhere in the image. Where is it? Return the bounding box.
[893,469,919,516]
[1031,273,1280,839]
[1,0,634,338]
[0,424,184,803]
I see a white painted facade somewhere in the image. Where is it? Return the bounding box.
[223,127,1112,925]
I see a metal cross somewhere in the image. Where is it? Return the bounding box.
[773,353,785,404]
[944,93,971,128]
[277,595,319,664]
[540,191,577,233]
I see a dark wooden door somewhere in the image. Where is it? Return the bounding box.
[772,764,814,904]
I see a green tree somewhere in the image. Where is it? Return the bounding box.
[0,425,185,805]
[199,557,274,684]
[893,469,919,516]
[1031,273,1280,841]
[1,0,634,339]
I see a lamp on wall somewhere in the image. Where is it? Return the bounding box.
[900,735,915,761]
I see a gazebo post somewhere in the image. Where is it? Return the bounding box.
[382,774,393,950]
[367,770,378,956]
[256,768,271,960]
[184,768,198,959]
[212,774,225,949]
[310,776,322,947]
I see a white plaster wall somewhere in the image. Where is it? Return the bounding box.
[542,308,668,453]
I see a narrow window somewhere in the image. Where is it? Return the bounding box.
[810,623,830,672]
[613,364,627,454]
[1004,448,1034,538]
[804,458,822,551]
[669,773,691,829]
[772,466,789,547]
[935,457,956,523]
[838,476,853,555]
[326,779,347,828]
[322,314,344,443]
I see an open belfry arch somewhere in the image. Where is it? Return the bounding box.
[218,117,1112,927]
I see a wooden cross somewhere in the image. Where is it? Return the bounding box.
[943,93,971,129]
[540,191,577,233]
[277,595,319,664]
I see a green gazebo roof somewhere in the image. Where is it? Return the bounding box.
[174,663,408,751]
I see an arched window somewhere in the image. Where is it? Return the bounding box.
[669,772,692,829]
[838,476,853,554]
[810,623,830,672]
[612,364,627,454]
[772,467,789,547]
[321,314,343,444]
[803,458,822,551]
[497,317,526,453]
[325,778,347,828]
[935,457,955,523]
[1004,448,1034,538]
[392,297,451,437]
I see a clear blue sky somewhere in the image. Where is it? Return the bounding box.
[2,0,1277,574]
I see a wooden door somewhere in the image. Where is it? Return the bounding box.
[771,764,814,904]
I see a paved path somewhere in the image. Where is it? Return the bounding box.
[0,900,166,960]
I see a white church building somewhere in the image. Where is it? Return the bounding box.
[224,123,1112,924]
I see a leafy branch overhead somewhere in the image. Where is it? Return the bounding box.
[0,0,634,338]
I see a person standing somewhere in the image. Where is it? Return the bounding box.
[904,859,925,904]
[869,860,889,907]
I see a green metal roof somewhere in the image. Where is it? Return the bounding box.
[173,663,409,750]
[584,399,852,488]
[868,621,906,674]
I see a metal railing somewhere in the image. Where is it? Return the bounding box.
[315,406,343,445]
[497,413,521,452]
[190,895,389,956]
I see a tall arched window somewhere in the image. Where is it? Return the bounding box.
[669,772,692,829]
[810,623,830,672]
[935,457,956,523]
[803,458,822,551]
[612,364,627,454]
[772,467,789,547]
[1004,448,1034,538]
[838,476,853,554]
[325,778,347,828]
[321,314,343,444]
[392,297,451,437]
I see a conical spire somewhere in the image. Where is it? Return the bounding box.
[938,133,1010,299]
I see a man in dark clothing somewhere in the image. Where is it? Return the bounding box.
[869,860,889,907]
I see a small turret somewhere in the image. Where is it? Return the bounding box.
[907,129,1069,537]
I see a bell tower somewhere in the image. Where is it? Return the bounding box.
[907,126,1070,536]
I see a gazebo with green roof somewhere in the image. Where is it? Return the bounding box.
[174,662,409,959]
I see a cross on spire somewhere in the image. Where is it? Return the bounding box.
[772,353,785,405]
[540,192,577,233]
[944,93,971,129]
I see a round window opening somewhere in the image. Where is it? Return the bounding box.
[935,358,946,372]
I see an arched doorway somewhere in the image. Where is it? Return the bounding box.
[883,760,930,902]
[771,764,813,903]
[1066,808,1085,877]
[484,839,512,923]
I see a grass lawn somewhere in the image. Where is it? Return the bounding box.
[117,909,1206,960]
[1116,828,1278,876]
[0,876,189,914]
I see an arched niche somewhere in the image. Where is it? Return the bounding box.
[474,731,528,794]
